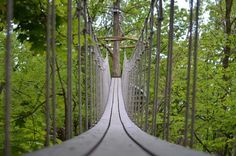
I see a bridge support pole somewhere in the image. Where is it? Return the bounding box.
[112,0,121,77]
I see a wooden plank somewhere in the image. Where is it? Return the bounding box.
[117,78,209,156]
[26,79,114,156]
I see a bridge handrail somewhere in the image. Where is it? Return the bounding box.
[118,79,208,156]
[26,80,115,156]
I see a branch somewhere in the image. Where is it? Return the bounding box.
[13,99,46,122]
[100,42,113,57]
[231,17,236,27]
[56,59,67,107]
[194,132,212,153]
[13,81,46,121]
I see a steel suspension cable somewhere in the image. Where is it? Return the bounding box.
[83,0,89,131]
[129,72,132,114]
[51,0,57,144]
[128,69,132,117]
[77,0,82,134]
[101,61,105,116]
[4,0,13,155]
[91,39,95,126]
[66,0,73,140]
[46,0,51,146]
[138,46,143,127]
[190,0,200,148]
[184,0,194,147]
[100,65,103,115]
[140,31,145,129]
[152,0,163,136]
[131,69,134,119]
[88,18,93,128]
[97,64,101,119]
[163,0,174,141]
[92,54,96,125]
[143,17,148,131]
[145,0,155,132]
[95,63,98,122]
[137,57,142,126]
[134,66,138,120]
[135,64,140,124]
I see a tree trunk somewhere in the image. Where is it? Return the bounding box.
[112,0,121,77]
[222,0,232,75]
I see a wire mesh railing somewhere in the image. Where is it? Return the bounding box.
[2,0,111,155]
[121,0,200,148]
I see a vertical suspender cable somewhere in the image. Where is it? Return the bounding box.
[134,65,137,122]
[98,65,101,119]
[95,64,98,120]
[190,0,200,148]
[97,65,100,119]
[163,0,174,141]
[77,0,82,134]
[66,0,73,139]
[101,64,103,118]
[138,43,144,127]
[140,31,145,129]
[134,64,139,123]
[46,0,51,146]
[127,71,131,114]
[138,58,142,125]
[83,0,89,130]
[143,17,148,131]
[132,68,135,119]
[51,0,57,144]
[4,0,13,155]
[133,67,136,119]
[129,69,132,117]
[131,68,135,119]
[99,62,101,116]
[93,55,96,124]
[145,0,155,132]
[94,61,97,122]
[184,0,194,147]
[152,0,163,136]
[88,18,93,128]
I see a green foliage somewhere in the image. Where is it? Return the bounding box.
[11,0,64,54]
[1,0,236,155]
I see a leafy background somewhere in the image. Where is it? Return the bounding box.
[0,0,236,155]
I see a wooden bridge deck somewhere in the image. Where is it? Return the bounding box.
[27,78,208,156]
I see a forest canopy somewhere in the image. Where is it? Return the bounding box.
[0,0,236,155]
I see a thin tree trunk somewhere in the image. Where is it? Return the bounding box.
[222,0,232,73]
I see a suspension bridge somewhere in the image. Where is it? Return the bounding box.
[3,0,210,155]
